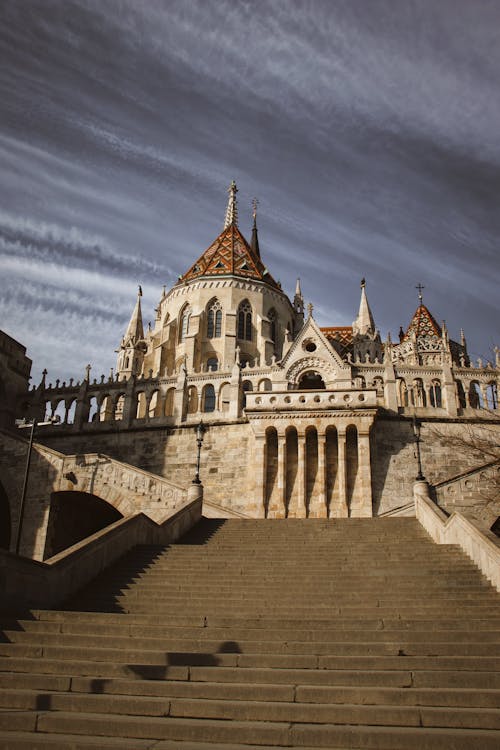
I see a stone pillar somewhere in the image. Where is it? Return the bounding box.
[441,363,458,416]
[275,432,287,518]
[253,434,267,518]
[173,367,187,422]
[310,432,326,518]
[333,428,348,518]
[352,431,373,517]
[296,432,307,518]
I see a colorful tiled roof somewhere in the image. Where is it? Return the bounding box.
[177,224,279,287]
[403,304,441,341]
[321,326,353,357]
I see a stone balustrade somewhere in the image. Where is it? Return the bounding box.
[246,388,377,412]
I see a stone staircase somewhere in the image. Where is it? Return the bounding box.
[0,517,499,749]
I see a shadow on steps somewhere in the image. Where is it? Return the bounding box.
[177,517,227,545]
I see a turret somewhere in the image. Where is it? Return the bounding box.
[116,286,147,378]
[293,278,304,315]
[352,278,375,336]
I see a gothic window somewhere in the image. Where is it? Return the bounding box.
[469,381,482,409]
[187,386,198,414]
[207,299,222,338]
[179,306,191,342]
[429,380,442,408]
[237,300,252,341]
[413,379,426,407]
[203,384,216,412]
[268,309,277,342]
[207,357,218,372]
[456,380,467,409]
[486,382,498,410]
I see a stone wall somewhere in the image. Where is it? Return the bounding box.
[371,418,500,528]
[34,416,499,523]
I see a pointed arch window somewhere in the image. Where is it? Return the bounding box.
[429,379,442,408]
[179,306,191,342]
[207,299,222,339]
[203,384,216,413]
[237,300,252,341]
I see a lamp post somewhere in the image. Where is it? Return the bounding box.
[15,416,59,555]
[412,416,425,482]
[193,421,206,485]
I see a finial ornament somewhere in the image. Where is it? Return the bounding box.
[416,283,425,303]
[361,278,366,288]
[224,180,239,229]
[307,302,314,317]
[252,197,258,221]
[138,285,143,297]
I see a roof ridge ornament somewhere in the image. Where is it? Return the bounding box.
[224,180,238,229]
[416,283,425,304]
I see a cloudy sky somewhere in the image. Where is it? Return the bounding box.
[1,0,499,384]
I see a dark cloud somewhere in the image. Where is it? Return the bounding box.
[0,0,498,381]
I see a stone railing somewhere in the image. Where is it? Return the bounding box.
[0,484,202,611]
[245,388,377,412]
[414,480,500,592]
[57,452,188,523]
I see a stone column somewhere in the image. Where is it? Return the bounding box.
[295,432,307,518]
[253,434,267,518]
[333,427,348,518]
[275,431,287,518]
[352,431,373,517]
[310,432,326,518]
[441,363,458,416]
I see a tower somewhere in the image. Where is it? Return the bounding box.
[116,287,147,378]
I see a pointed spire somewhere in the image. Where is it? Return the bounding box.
[294,277,304,314]
[124,286,144,343]
[224,180,238,229]
[250,197,260,258]
[353,278,375,336]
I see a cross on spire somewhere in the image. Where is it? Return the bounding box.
[416,283,425,303]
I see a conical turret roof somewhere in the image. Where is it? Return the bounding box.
[353,280,375,336]
[123,288,144,344]
[177,223,279,288]
[403,303,441,341]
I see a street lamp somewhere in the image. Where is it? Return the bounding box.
[193,421,206,485]
[412,416,425,482]
[15,416,60,555]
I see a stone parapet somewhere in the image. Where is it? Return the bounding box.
[414,481,500,592]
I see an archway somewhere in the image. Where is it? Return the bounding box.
[44,491,123,559]
[298,371,325,390]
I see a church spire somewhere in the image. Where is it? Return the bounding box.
[124,286,144,344]
[116,286,146,379]
[353,278,375,336]
[250,197,260,258]
[294,277,304,315]
[224,180,238,229]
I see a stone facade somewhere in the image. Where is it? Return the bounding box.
[1,183,498,556]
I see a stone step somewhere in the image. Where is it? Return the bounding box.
[1,643,499,671]
[22,611,500,630]
[5,622,500,643]
[3,673,498,708]
[4,630,500,656]
[1,516,499,748]
[1,689,500,729]
[1,710,500,748]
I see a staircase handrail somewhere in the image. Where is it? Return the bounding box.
[414,480,500,592]
[0,486,203,612]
